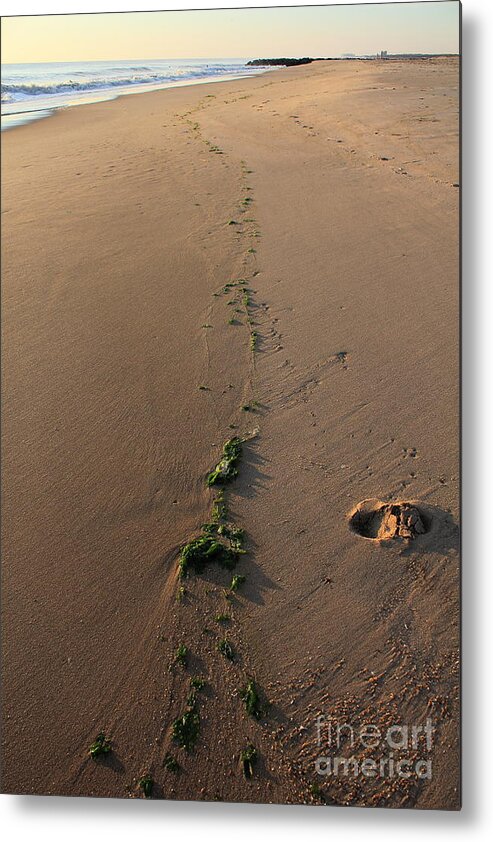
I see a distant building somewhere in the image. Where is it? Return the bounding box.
[380,50,388,59]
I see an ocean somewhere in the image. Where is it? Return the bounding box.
[0,59,263,130]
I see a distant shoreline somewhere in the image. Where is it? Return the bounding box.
[247,53,459,66]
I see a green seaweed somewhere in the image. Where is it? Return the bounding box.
[217,524,245,549]
[172,707,200,751]
[240,680,262,719]
[138,774,154,798]
[230,574,246,592]
[175,643,188,667]
[88,732,112,759]
[211,490,227,521]
[187,689,198,708]
[206,436,242,486]
[240,744,257,779]
[218,639,235,661]
[179,534,238,578]
[163,753,180,773]
[310,782,327,803]
[187,675,206,706]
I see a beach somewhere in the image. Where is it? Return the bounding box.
[1,58,459,807]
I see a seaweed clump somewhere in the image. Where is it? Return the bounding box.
[240,744,257,779]
[178,484,246,578]
[206,522,245,550]
[240,680,263,719]
[206,437,243,486]
[230,574,246,592]
[172,706,201,751]
[174,643,188,668]
[88,732,112,759]
[218,639,235,661]
[163,753,180,773]
[137,774,154,798]
[179,532,239,578]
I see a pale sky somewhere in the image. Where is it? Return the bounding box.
[1,2,460,64]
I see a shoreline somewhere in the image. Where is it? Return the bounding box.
[2,58,459,807]
[1,67,270,132]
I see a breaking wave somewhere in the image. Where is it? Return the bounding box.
[1,62,254,104]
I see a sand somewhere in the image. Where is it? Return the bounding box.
[1,58,459,808]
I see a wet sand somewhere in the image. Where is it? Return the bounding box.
[1,58,459,807]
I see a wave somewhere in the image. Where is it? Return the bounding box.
[1,64,250,103]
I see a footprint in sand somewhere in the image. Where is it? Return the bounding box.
[348,498,431,541]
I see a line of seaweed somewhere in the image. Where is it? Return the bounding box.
[150,125,268,791]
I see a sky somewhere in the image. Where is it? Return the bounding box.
[1,2,460,64]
